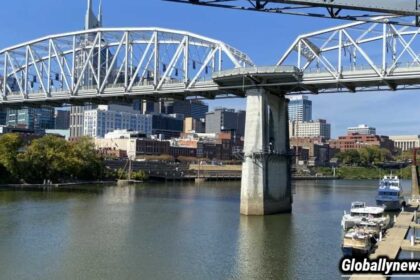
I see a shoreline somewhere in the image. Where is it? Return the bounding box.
[0,181,117,190]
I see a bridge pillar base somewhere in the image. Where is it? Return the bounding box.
[240,88,292,216]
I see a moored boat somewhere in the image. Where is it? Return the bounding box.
[376,175,405,211]
[341,202,390,231]
[341,228,375,257]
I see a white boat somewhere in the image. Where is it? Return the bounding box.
[376,175,405,211]
[341,227,375,257]
[341,202,390,231]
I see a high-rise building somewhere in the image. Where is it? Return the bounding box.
[289,119,331,140]
[152,114,184,139]
[163,100,209,119]
[205,108,246,137]
[288,95,312,122]
[84,105,152,138]
[54,110,70,129]
[6,107,55,133]
[70,0,103,139]
[347,124,376,135]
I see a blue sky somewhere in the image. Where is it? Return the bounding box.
[0,0,419,137]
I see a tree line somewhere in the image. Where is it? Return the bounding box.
[336,146,393,167]
[0,134,104,184]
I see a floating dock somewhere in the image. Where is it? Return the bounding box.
[350,201,419,280]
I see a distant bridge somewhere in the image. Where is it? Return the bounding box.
[0,27,253,106]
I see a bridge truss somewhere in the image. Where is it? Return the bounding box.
[0,28,253,105]
[277,16,420,94]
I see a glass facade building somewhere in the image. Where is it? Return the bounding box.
[6,107,55,133]
[288,96,312,122]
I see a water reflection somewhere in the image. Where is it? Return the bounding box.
[234,216,293,279]
[0,180,403,280]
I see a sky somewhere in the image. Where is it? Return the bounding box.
[0,0,419,137]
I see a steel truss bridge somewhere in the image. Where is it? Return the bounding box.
[213,16,420,95]
[4,16,420,105]
[0,28,253,106]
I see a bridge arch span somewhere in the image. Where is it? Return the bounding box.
[0,27,254,105]
[278,16,420,93]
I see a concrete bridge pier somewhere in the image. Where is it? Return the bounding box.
[240,88,292,215]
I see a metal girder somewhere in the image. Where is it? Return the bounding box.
[165,0,420,26]
[0,27,254,105]
[277,16,420,93]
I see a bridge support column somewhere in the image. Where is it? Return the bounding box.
[240,88,292,215]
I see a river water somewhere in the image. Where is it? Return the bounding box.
[0,180,412,280]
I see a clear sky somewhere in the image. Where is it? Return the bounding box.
[0,0,419,137]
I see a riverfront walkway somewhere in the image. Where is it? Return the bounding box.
[350,201,419,280]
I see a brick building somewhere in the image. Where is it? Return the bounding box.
[329,133,394,152]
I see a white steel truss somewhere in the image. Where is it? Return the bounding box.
[0,27,253,105]
[278,16,420,94]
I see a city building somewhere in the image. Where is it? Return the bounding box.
[289,119,331,140]
[6,107,55,133]
[290,137,332,166]
[70,1,103,139]
[173,132,237,160]
[162,100,209,119]
[0,126,43,143]
[329,133,394,152]
[288,95,312,122]
[347,124,376,135]
[84,105,152,138]
[184,117,205,133]
[205,108,245,137]
[152,114,184,139]
[96,130,151,159]
[0,108,6,125]
[136,138,170,156]
[141,100,161,114]
[389,135,420,151]
[54,110,70,129]
[0,126,37,135]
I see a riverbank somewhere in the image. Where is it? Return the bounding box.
[314,166,412,180]
[0,181,116,190]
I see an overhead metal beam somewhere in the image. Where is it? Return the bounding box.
[164,0,420,26]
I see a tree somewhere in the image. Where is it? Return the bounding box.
[0,133,24,180]
[337,150,361,166]
[18,135,71,183]
[68,137,104,180]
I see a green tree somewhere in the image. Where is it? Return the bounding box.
[68,137,104,180]
[337,150,361,166]
[0,133,24,180]
[18,135,71,183]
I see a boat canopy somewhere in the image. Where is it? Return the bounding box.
[350,206,384,215]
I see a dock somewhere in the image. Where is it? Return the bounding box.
[350,201,419,280]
